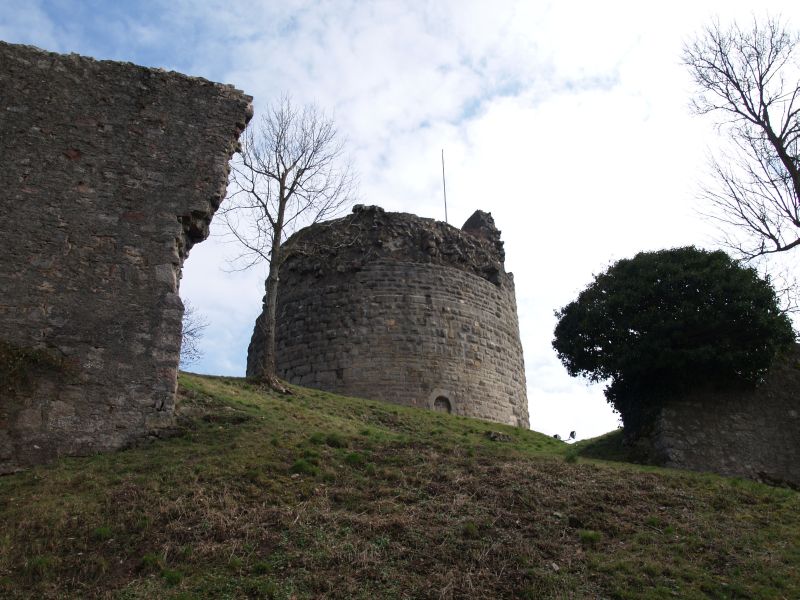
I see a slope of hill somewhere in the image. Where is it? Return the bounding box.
[1,374,798,599]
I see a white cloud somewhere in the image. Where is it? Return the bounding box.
[0,1,61,51]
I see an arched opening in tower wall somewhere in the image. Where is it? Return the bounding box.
[433,396,452,414]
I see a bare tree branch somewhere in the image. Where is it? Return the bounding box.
[180,300,209,368]
[220,96,357,385]
[685,16,800,264]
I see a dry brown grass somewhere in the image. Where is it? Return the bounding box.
[0,374,797,599]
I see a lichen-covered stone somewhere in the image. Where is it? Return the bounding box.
[247,205,529,428]
[0,42,252,472]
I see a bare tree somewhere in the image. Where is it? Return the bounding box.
[180,300,209,368]
[683,16,800,259]
[222,96,355,388]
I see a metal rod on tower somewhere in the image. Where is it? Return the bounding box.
[441,148,448,224]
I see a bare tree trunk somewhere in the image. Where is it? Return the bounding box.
[252,267,291,394]
[260,261,280,379]
[253,216,292,394]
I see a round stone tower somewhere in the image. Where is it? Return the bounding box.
[247,205,529,428]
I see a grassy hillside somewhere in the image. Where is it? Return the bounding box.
[572,429,654,465]
[1,374,798,599]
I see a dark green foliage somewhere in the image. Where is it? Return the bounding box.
[553,247,795,428]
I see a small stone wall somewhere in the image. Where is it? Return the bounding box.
[248,206,529,427]
[651,345,800,488]
[0,42,252,472]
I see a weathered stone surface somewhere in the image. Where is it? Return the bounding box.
[247,205,529,428]
[650,345,800,488]
[0,42,252,472]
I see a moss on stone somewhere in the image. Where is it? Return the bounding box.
[0,340,67,396]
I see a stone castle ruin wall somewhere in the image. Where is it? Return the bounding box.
[247,205,530,428]
[0,42,252,472]
[650,345,800,488]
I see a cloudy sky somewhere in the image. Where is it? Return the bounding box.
[2,0,797,439]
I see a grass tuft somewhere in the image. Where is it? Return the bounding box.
[161,568,183,586]
[289,458,319,476]
[578,529,602,547]
[343,451,366,467]
[90,525,113,541]
[461,521,480,539]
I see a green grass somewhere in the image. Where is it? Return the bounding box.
[0,373,798,599]
[572,429,642,463]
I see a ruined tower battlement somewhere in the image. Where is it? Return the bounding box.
[247,205,530,427]
[0,42,252,472]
